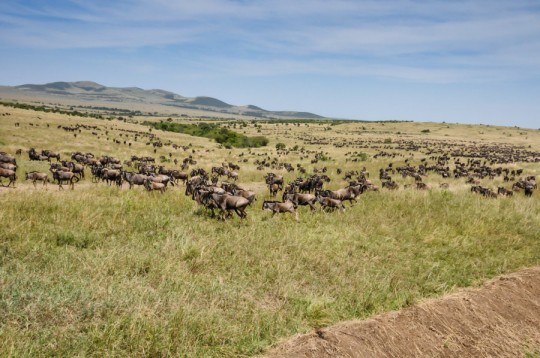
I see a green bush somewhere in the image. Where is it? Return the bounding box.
[145,121,268,148]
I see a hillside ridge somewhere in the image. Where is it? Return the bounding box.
[1,81,324,119]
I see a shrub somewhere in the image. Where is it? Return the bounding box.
[145,121,268,148]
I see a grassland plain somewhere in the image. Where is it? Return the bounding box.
[0,105,539,357]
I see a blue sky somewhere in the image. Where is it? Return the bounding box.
[1,1,539,128]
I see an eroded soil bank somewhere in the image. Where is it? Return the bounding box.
[262,267,540,358]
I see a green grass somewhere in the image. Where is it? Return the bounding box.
[1,105,540,356]
[1,187,539,357]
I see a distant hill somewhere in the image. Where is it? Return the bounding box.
[0,81,324,119]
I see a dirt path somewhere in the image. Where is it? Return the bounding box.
[262,267,540,358]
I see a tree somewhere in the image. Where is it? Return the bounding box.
[276,142,286,150]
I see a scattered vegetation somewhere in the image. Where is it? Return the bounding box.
[145,121,269,148]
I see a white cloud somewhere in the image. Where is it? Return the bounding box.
[0,0,539,83]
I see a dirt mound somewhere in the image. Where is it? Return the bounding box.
[262,267,540,358]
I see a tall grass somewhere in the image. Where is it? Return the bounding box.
[1,187,539,356]
[1,105,539,356]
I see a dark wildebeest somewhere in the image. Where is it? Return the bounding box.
[0,168,17,187]
[525,185,534,197]
[123,172,149,189]
[52,170,78,190]
[262,200,299,221]
[42,150,61,162]
[497,187,513,197]
[101,168,122,186]
[0,152,16,165]
[25,171,49,188]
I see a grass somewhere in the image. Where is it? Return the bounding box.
[1,188,539,356]
[0,104,539,356]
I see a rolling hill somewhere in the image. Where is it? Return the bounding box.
[0,81,324,119]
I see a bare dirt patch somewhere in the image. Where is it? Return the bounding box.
[262,267,540,358]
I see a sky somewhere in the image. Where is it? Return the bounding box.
[1,0,539,128]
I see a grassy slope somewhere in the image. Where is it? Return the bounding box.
[0,106,539,357]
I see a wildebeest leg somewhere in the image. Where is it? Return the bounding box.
[239,208,247,219]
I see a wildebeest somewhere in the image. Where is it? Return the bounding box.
[317,185,364,206]
[144,178,166,193]
[206,193,250,220]
[52,170,78,190]
[497,187,513,197]
[0,162,17,172]
[101,168,123,186]
[25,171,49,188]
[282,192,318,211]
[268,183,281,197]
[0,152,16,165]
[262,200,299,221]
[382,180,399,190]
[42,150,61,162]
[0,168,17,187]
[222,183,256,205]
[316,195,345,212]
[123,172,149,189]
[170,170,189,185]
[29,148,49,161]
[62,161,85,179]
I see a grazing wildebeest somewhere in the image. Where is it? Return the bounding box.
[0,168,17,187]
[25,171,49,188]
[262,200,299,221]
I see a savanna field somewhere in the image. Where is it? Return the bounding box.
[1,104,539,357]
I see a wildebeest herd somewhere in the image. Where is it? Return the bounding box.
[0,139,537,221]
